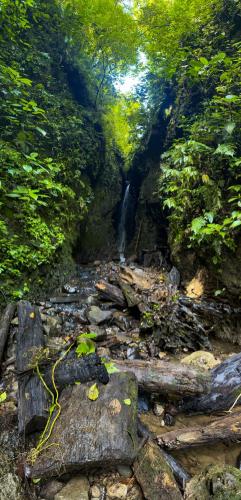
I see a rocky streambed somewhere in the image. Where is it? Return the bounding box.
[1,260,241,499]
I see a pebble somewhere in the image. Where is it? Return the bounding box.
[153,403,165,418]
[90,485,101,498]
[107,483,128,499]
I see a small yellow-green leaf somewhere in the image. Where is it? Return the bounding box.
[0,392,7,404]
[124,398,131,406]
[32,478,41,484]
[75,381,81,385]
[87,383,99,401]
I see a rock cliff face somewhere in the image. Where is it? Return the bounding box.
[77,170,123,263]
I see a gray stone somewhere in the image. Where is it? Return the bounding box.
[117,465,133,478]
[0,473,25,500]
[54,476,89,500]
[87,306,112,325]
[40,480,64,499]
[31,373,139,479]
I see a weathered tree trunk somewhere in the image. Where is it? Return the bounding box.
[181,352,241,414]
[112,359,211,397]
[0,303,16,366]
[44,353,109,391]
[158,410,241,450]
[17,301,49,435]
[95,281,126,307]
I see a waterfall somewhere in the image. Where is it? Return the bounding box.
[118,183,130,263]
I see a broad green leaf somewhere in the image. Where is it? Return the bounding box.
[87,383,99,401]
[75,338,96,357]
[104,362,119,374]
[191,217,206,234]
[77,332,97,341]
[215,144,235,157]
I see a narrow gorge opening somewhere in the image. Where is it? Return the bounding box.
[1,1,241,499]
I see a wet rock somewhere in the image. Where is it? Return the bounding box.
[181,351,220,370]
[63,284,79,294]
[117,465,133,478]
[31,373,138,479]
[0,473,25,500]
[127,347,139,360]
[134,440,182,500]
[87,306,112,325]
[107,482,128,499]
[54,476,89,500]
[184,465,241,499]
[40,480,64,499]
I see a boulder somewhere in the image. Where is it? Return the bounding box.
[31,373,139,479]
[181,351,220,371]
[87,306,112,325]
[54,476,89,500]
[184,465,241,499]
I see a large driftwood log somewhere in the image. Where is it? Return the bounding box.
[44,353,109,391]
[112,359,211,398]
[158,410,241,450]
[17,301,49,435]
[0,303,16,366]
[95,281,126,307]
[181,352,241,414]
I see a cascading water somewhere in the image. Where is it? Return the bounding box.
[118,183,130,263]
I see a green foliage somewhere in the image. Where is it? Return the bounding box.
[75,333,97,357]
[160,24,241,263]
[0,0,127,300]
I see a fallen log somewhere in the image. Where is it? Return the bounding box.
[112,359,211,398]
[158,410,241,450]
[0,303,16,366]
[44,352,109,391]
[95,281,126,307]
[181,352,241,414]
[17,301,49,435]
